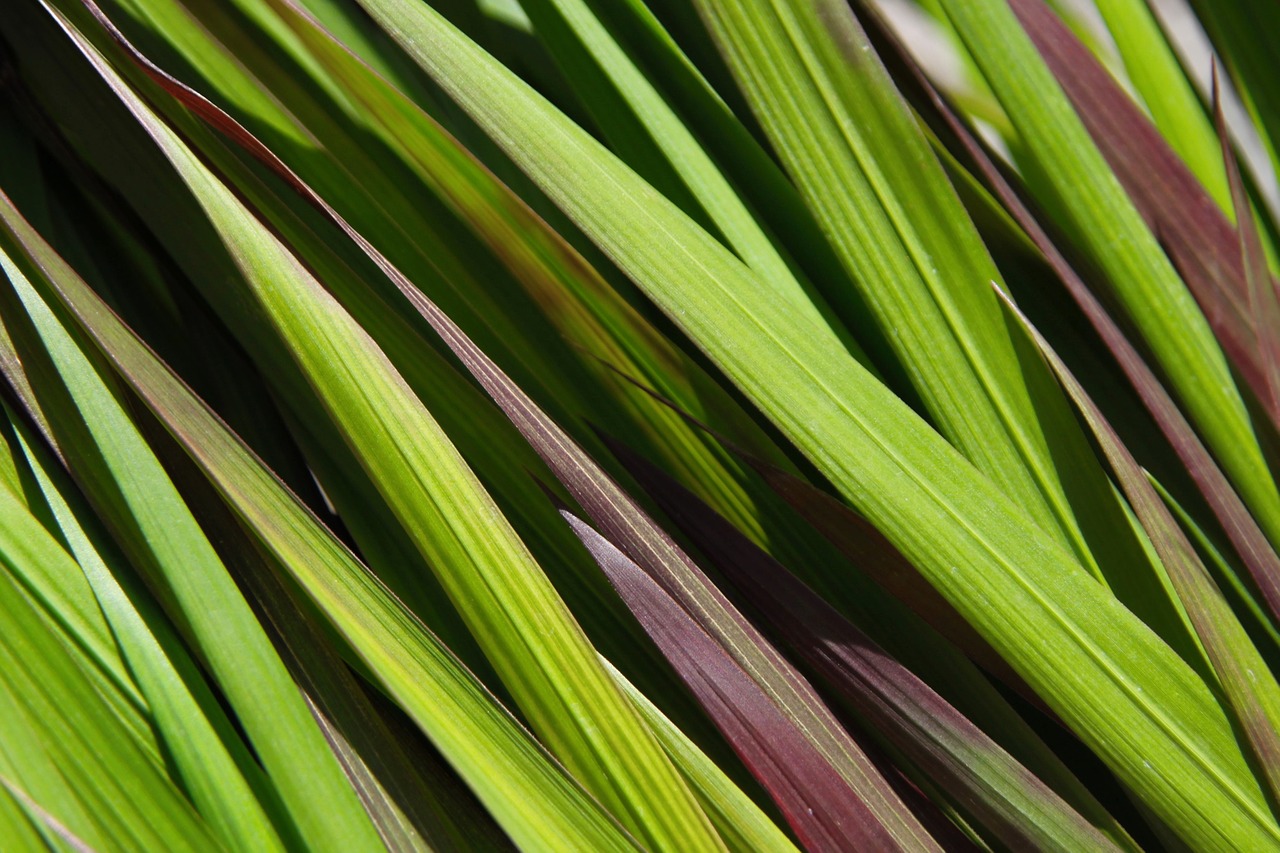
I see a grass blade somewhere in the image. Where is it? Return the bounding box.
[0,207,380,851]
[1011,0,1280,436]
[81,6,943,843]
[864,13,1280,638]
[601,658,799,853]
[0,488,221,852]
[606,433,1137,851]
[1091,0,1229,209]
[0,180,645,853]
[996,283,1280,813]
[260,0,1280,842]
[688,0,1149,591]
[1215,71,1280,429]
[50,8,723,849]
[4,408,292,853]
[944,0,1280,556]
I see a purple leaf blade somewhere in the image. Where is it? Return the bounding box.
[856,3,1280,636]
[66,2,941,846]
[604,434,1135,852]
[1213,69,1280,429]
[560,509,894,852]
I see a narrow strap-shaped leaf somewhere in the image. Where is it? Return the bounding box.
[693,0,1139,575]
[74,4,937,843]
[501,0,871,364]
[0,183,643,853]
[606,434,1136,851]
[863,4,1280,636]
[48,8,722,850]
[0,773,95,853]
[161,448,491,853]
[605,378,1046,699]
[0,494,221,853]
[600,658,799,853]
[632,406,1027,693]
[1215,73,1280,428]
[4,409,292,853]
[1090,0,1230,209]
[1184,0,1280,178]
[0,209,382,850]
[996,284,1280,812]
[945,0,1280,556]
[1010,0,1279,433]
[562,508,911,851]
[1154,475,1280,660]
[256,0,827,553]
[0,413,141,718]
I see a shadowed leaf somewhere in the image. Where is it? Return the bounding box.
[1008,0,1280,441]
[68,2,940,843]
[0,181,645,853]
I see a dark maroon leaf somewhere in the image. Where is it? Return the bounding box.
[1213,69,1280,428]
[604,434,1130,850]
[65,2,939,843]
[592,383,1033,698]
[560,509,896,852]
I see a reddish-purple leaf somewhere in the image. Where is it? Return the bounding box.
[1008,0,1280,432]
[560,509,897,852]
[604,434,1132,850]
[855,3,1280,633]
[995,284,1280,810]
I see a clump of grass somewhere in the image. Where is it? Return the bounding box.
[0,0,1277,849]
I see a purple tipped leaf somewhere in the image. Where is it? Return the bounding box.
[857,6,1280,634]
[1008,0,1280,432]
[995,285,1280,811]
[605,434,1133,851]
[560,509,893,852]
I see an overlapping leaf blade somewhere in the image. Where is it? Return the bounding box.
[340,0,1280,844]
[0,477,222,852]
[938,0,1280,563]
[605,432,1135,851]
[858,10,1280,642]
[563,509,912,850]
[601,658,798,853]
[0,0,1278,849]
[2,403,291,853]
[84,2,937,838]
[0,181,644,853]
[996,284,1280,811]
[31,7,722,849]
[685,0,1166,608]
[0,193,380,852]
